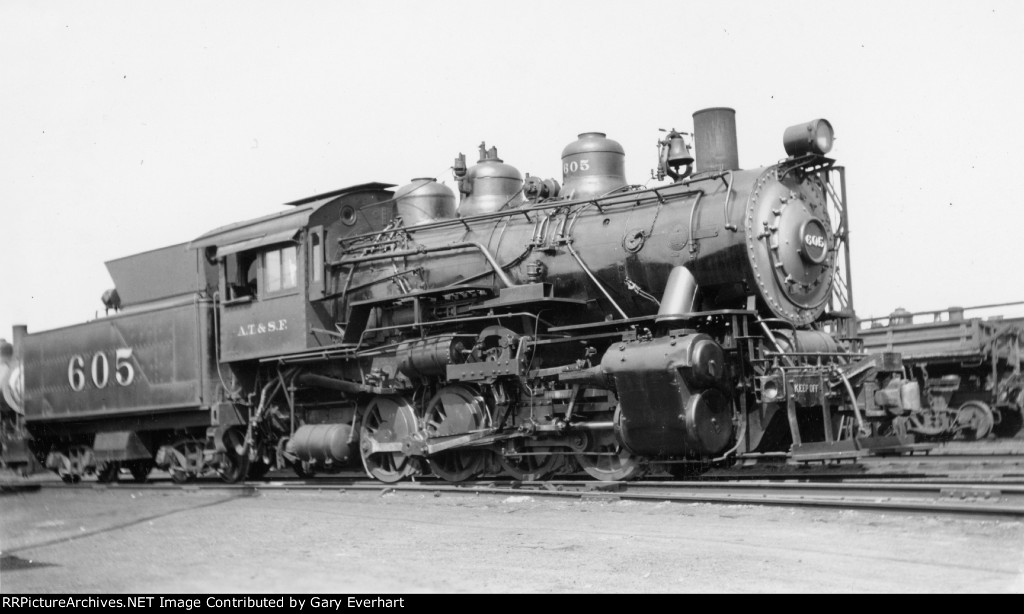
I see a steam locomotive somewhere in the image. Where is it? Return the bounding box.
[0,107,926,484]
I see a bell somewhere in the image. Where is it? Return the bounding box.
[667,134,694,167]
[453,152,467,179]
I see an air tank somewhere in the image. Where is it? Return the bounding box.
[457,144,525,216]
[394,178,456,226]
[560,132,627,200]
[692,107,739,173]
[287,424,354,464]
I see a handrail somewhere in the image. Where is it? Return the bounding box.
[563,240,629,320]
[334,180,717,247]
[859,301,1024,325]
[328,241,515,288]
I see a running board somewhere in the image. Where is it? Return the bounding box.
[791,435,932,462]
[791,439,864,462]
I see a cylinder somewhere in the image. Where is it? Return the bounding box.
[657,266,699,323]
[560,132,627,201]
[287,424,354,464]
[397,334,474,379]
[692,107,739,173]
[601,333,733,457]
[395,178,456,225]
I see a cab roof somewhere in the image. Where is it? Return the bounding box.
[189,182,394,255]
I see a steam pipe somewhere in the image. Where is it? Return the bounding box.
[296,373,393,395]
[837,370,865,438]
[330,241,516,288]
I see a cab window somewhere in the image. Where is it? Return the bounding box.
[310,232,322,283]
[264,245,298,295]
[226,252,258,301]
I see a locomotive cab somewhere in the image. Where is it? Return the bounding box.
[190,182,395,363]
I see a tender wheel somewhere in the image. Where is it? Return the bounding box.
[167,440,204,484]
[498,445,564,481]
[423,384,491,483]
[217,428,250,484]
[58,446,89,484]
[359,395,420,483]
[96,461,121,483]
[127,460,153,483]
[955,401,994,440]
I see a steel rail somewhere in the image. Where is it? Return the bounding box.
[33,476,1024,517]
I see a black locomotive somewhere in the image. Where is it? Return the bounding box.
[1,107,927,483]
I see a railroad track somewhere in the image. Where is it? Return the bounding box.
[8,445,1024,515]
[709,450,1024,481]
[24,473,1024,518]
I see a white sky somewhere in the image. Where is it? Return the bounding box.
[2,0,1022,336]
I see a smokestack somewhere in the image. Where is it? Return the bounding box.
[692,107,739,173]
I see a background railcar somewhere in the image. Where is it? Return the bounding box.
[859,303,1024,440]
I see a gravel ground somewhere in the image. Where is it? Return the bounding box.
[2,483,1023,594]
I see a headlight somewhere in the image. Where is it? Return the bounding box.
[783,119,834,156]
